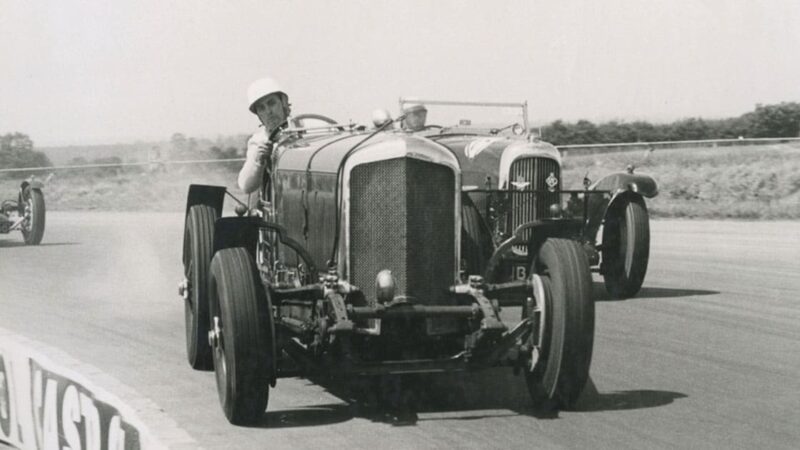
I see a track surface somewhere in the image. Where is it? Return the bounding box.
[1,212,798,449]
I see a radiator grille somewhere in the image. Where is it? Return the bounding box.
[508,157,560,254]
[349,158,455,305]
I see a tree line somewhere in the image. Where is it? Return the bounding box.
[0,132,52,169]
[540,102,800,146]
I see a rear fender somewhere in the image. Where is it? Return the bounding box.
[584,172,656,243]
[483,219,583,282]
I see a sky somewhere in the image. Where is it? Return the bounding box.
[1,0,799,146]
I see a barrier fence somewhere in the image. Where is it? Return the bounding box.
[1,137,798,174]
[0,158,245,174]
[0,331,167,450]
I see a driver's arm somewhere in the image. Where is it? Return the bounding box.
[238,131,271,194]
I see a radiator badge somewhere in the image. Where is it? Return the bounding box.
[510,175,530,190]
[546,172,558,192]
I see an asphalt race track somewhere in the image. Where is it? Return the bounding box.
[1,212,798,449]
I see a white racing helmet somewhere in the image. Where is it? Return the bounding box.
[247,77,287,113]
[403,102,427,114]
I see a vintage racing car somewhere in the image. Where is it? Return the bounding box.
[410,99,658,299]
[179,106,597,425]
[0,178,46,245]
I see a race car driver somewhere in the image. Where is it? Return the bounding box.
[238,77,292,194]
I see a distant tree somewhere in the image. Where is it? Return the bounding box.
[0,132,52,169]
[210,145,244,171]
[90,156,125,176]
[597,121,627,143]
[747,102,800,138]
[538,100,800,145]
[170,133,187,151]
[541,120,572,145]
[706,117,751,139]
[69,156,89,166]
[209,146,241,159]
[571,120,599,144]
[668,118,710,141]
[92,156,123,165]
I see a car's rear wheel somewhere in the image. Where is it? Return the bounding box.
[209,247,273,425]
[602,197,650,299]
[21,188,45,245]
[525,238,594,409]
[183,205,216,370]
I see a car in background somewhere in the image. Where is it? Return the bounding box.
[409,99,658,299]
[0,177,45,245]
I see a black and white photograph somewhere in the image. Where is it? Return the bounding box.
[1,1,798,448]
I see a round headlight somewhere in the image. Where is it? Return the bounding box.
[371,109,392,128]
[375,269,396,303]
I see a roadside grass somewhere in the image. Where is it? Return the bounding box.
[561,142,800,219]
[0,165,245,214]
[2,143,799,219]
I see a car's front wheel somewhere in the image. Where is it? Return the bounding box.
[525,238,594,409]
[602,197,650,299]
[209,247,273,425]
[21,188,45,245]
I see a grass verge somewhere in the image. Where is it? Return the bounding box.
[2,143,799,219]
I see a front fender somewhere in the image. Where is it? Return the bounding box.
[17,180,45,214]
[584,172,657,242]
[590,172,658,198]
[185,184,226,217]
[213,216,260,255]
[20,180,44,192]
[212,216,319,280]
[182,184,227,268]
[483,219,584,281]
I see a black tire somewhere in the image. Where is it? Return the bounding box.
[183,205,216,370]
[461,194,493,276]
[21,188,45,245]
[602,198,650,299]
[525,238,594,409]
[209,247,273,425]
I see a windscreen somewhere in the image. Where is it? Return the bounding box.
[399,100,527,133]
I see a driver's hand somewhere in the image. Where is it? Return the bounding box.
[253,141,272,166]
[247,132,272,167]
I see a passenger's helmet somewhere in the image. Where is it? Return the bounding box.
[247,77,287,113]
[402,102,427,114]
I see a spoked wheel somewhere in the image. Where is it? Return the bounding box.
[524,238,594,409]
[602,198,650,299]
[209,247,274,425]
[21,188,45,245]
[183,205,217,370]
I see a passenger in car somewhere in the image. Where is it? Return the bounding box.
[238,77,292,194]
[401,102,428,132]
